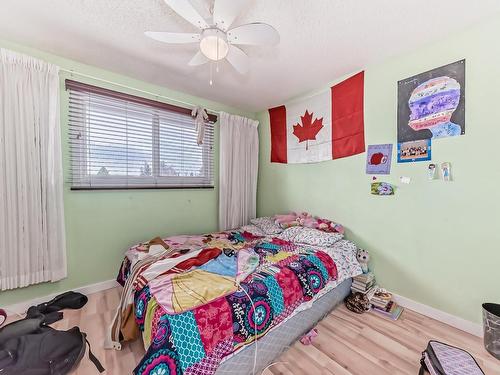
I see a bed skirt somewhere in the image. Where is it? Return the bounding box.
[215,278,352,374]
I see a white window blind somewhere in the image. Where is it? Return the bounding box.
[66,80,215,189]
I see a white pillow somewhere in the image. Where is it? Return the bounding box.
[239,224,266,236]
[277,226,304,242]
[250,217,283,235]
[288,227,343,247]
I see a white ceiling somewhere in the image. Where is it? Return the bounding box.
[1,0,499,112]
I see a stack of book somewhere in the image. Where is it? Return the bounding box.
[371,300,404,320]
[370,290,404,320]
[371,290,392,310]
[351,272,376,295]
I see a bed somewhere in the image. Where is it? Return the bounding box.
[111,220,362,375]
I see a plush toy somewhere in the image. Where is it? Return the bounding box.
[274,212,345,233]
[274,212,300,226]
[300,328,318,345]
[0,308,6,327]
[345,292,371,314]
[275,212,315,229]
[357,248,370,274]
[191,106,209,145]
[315,217,344,234]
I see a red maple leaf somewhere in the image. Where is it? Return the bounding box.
[292,110,324,150]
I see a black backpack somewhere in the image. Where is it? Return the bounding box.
[0,292,104,375]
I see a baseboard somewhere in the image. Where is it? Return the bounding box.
[392,293,483,337]
[4,279,483,338]
[3,279,119,316]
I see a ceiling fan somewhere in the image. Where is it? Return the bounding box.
[145,0,280,77]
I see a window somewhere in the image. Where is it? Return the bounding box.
[66,80,216,189]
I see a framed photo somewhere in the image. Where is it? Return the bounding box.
[366,144,393,175]
[397,139,431,163]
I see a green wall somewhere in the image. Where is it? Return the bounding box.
[257,16,500,323]
[0,39,255,306]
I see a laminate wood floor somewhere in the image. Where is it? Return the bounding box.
[6,287,499,374]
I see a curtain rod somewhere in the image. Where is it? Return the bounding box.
[59,68,220,115]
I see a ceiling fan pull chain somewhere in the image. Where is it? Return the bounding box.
[216,32,220,73]
[209,61,214,86]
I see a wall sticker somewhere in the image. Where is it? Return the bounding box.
[441,162,452,181]
[428,163,437,180]
[371,182,395,196]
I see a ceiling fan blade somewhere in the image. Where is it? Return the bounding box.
[227,22,280,46]
[163,0,209,30]
[213,0,251,31]
[144,31,200,44]
[188,51,209,66]
[226,45,249,74]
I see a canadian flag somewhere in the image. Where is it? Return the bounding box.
[268,71,365,163]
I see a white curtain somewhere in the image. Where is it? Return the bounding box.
[219,112,259,230]
[0,49,67,290]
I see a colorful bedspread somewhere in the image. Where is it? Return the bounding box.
[115,230,360,375]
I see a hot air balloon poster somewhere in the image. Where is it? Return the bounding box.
[366,144,393,174]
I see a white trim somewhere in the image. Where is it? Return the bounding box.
[3,279,484,339]
[3,279,119,316]
[392,293,483,337]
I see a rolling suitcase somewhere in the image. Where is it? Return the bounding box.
[419,340,485,375]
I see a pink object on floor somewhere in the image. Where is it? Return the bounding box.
[300,328,318,345]
[0,309,6,327]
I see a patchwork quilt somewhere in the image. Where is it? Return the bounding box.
[115,230,361,375]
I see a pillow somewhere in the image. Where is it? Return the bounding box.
[277,226,305,242]
[239,224,266,237]
[277,221,301,229]
[292,227,343,247]
[250,217,283,235]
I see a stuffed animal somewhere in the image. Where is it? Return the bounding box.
[315,217,344,234]
[275,212,315,228]
[274,212,300,226]
[191,106,209,145]
[300,328,318,345]
[345,292,371,314]
[0,308,7,327]
[357,248,370,274]
[274,212,345,233]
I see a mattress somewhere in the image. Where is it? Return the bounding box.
[216,278,352,374]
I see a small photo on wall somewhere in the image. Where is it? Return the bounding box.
[397,59,465,143]
[397,139,431,163]
[366,144,393,174]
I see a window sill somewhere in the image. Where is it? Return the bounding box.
[70,185,215,191]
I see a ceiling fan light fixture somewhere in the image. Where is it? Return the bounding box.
[146,0,280,75]
[199,28,229,61]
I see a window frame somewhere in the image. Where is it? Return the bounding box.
[66,80,217,190]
